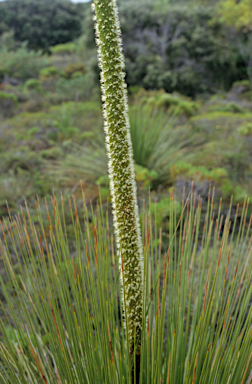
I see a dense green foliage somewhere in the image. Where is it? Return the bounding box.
[84,0,250,96]
[0,0,83,50]
[0,44,49,80]
[0,0,251,96]
[218,0,252,31]
[0,28,251,224]
[0,1,252,383]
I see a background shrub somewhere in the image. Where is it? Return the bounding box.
[50,42,76,56]
[0,0,83,51]
[84,1,248,96]
[0,44,49,80]
[23,79,42,92]
[0,90,18,117]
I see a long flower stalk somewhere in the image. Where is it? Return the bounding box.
[92,0,144,366]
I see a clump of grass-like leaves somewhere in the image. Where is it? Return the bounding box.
[129,105,181,168]
[129,105,192,186]
[0,189,252,383]
[51,105,193,191]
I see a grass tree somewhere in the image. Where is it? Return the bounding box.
[92,0,144,380]
[1,1,252,384]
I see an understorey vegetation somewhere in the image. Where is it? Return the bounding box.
[0,0,252,383]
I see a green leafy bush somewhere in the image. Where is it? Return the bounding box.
[0,30,17,50]
[170,162,234,198]
[233,185,252,205]
[22,97,48,113]
[209,101,245,113]
[237,122,252,135]
[26,126,40,137]
[0,0,83,51]
[85,1,248,96]
[39,66,62,79]
[170,162,229,182]
[0,91,18,103]
[23,79,42,92]
[0,45,49,80]
[63,62,87,79]
[71,71,84,79]
[0,90,18,117]
[55,74,96,102]
[134,164,158,189]
[189,110,252,184]
[142,92,200,117]
[50,42,76,56]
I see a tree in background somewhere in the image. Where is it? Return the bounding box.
[217,0,252,83]
[0,0,83,51]
[85,0,245,96]
[218,0,252,31]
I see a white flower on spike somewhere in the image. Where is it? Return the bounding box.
[93,0,144,346]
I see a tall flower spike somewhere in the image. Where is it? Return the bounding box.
[92,0,143,350]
